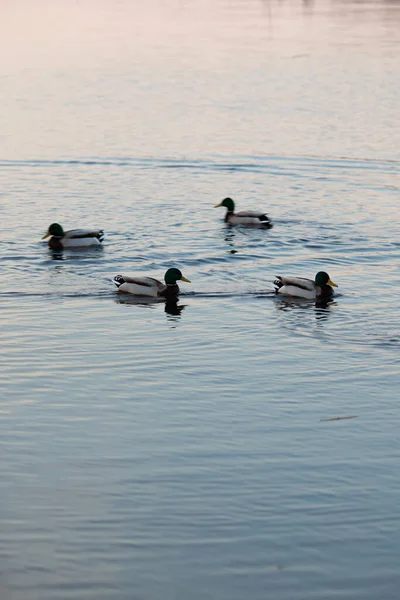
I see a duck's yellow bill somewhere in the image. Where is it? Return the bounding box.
[180,276,191,283]
[328,279,338,287]
[214,203,222,208]
[41,232,51,239]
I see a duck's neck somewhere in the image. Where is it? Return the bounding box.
[48,237,63,250]
[163,283,179,298]
[318,284,333,298]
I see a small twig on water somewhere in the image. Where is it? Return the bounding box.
[320,415,358,422]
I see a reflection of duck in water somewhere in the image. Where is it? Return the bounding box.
[223,229,238,254]
[214,198,272,227]
[165,299,186,317]
[42,223,104,250]
[274,271,337,300]
[113,268,190,297]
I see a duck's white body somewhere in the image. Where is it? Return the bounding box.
[113,269,190,298]
[43,225,105,249]
[274,276,322,299]
[59,229,104,248]
[227,211,271,226]
[113,276,166,297]
[274,274,337,300]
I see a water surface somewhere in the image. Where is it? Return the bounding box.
[0,1,399,599]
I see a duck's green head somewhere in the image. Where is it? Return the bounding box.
[164,268,191,285]
[42,223,64,239]
[214,197,235,212]
[315,271,337,287]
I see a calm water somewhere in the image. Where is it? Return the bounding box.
[1,1,400,599]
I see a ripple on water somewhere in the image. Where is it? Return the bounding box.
[0,148,399,600]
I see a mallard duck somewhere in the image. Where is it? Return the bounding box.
[42,223,104,250]
[113,268,191,297]
[274,271,338,300]
[214,197,272,227]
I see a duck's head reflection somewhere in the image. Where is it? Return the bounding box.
[223,228,238,254]
[48,250,65,261]
[315,298,336,311]
[165,299,186,317]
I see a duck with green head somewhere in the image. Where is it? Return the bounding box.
[274,271,338,300]
[113,268,191,297]
[42,223,104,250]
[214,197,272,227]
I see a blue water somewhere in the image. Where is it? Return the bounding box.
[1,1,400,599]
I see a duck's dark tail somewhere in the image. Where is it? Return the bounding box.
[273,276,283,293]
[259,214,272,228]
[113,275,125,288]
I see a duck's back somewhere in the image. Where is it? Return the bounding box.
[61,228,104,247]
[274,276,316,299]
[64,228,104,239]
[229,211,271,226]
[114,275,165,296]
